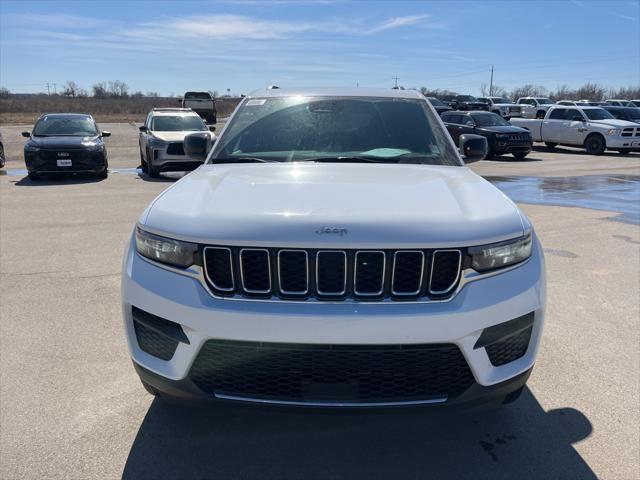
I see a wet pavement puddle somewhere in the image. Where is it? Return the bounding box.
[487,175,640,225]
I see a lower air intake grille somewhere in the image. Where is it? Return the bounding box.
[133,320,179,361]
[485,327,532,366]
[189,341,474,403]
[166,142,185,155]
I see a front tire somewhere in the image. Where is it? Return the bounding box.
[545,142,557,149]
[97,162,108,179]
[512,152,529,160]
[502,386,525,405]
[0,143,5,168]
[28,172,40,181]
[584,134,606,155]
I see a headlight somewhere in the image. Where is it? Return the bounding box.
[148,136,168,147]
[24,144,40,152]
[82,141,104,151]
[606,129,622,136]
[135,226,198,268]
[468,233,532,272]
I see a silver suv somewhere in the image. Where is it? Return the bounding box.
[138,108,215,177]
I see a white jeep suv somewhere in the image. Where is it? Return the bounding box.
[139,108,215,177]
[123,88,546,408]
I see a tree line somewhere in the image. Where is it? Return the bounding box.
[419,82,640,101]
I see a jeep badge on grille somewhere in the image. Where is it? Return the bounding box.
[316,226,347,236]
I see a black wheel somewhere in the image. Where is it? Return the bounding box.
[584,134,606,155]
[512,152,529,160]
[0,143,5,168]
[545,142,557,149]
[140,148,149,173]
[141,380,158,396]
[502,386,525,405]
[536,110,546,119]
[28,172,40,181]
[148,162,160,178]
[484,152,494,160]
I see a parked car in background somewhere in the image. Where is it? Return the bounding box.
[425,96,452,115]
[516,97,555,119]
[441,95,489,111]
[139,108,215,177]
[601,106,640,124]
[630,100,640,107]
[181,91,217,123]
[477,97,523,118]
[556,100,579,106]
[604,99,633,107]
[510,106,639,155]
[124,87,545,409]
[442,111,532,159]
[0,131,5,168]
[21,113,110,180]
[576,100,604,106]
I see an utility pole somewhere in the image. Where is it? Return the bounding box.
[393,75,399,88]
[53,83,57,95]
[489,65,494,96]
[46,83,51,95]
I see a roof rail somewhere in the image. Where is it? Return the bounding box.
[151,107,194,112]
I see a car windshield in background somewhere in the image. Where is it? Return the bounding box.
[491,98,511,103]
[185,92,211,99]
[624,109,640,120]
[151,116,207,131]
[584,109,615,120]
[209,96,461,166]
[457,96,477,102]
[33,116,97,136]
[537,98,553,104]
[427,97,446,106]
[472,113,511,126]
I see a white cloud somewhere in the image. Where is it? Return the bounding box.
[368,14,430,33]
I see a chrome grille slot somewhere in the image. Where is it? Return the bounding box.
[239,249,271,294]
[316,251,347,296]
[354,251,385,296]
[203,247,234,292]
[429,250,462,295]
[278,250,308,295]
[392,251,425,296]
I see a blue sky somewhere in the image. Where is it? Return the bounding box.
[1,0,638,96]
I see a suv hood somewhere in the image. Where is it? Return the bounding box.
[28,135,101,149]
[477,125,529,134]
[150,131,202,142]
[142,163,526,248]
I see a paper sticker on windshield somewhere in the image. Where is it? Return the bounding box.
[246,99,266,106]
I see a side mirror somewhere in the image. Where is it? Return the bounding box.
[101,131,111,137]
[22,131,31,138]
[184,132,210,161]
[459,134,488,164]
[208,125,216,132]
[465,121,475,127]
[139,126,147,133]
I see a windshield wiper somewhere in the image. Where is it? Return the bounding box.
[210,157,273,164]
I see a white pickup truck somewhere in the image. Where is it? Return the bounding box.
[510,106,640,154]
[516,97,555,119]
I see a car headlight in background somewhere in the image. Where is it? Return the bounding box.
[148,136,168,148]
[468,233,532,272]
[24,144,40,152]
[135,226,198,268]
[606,129,622,136]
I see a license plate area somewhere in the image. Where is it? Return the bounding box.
[57,159,72,167]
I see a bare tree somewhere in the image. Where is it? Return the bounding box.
[510,84,548,100]
[62,80,80,98]
[0,86,10,98]
[92,82,108,99]
[574,82,607,101]
[107,80,129,98]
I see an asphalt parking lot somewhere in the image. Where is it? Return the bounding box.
[1,123,639,479]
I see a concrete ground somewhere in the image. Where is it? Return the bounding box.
[1,123,639,479]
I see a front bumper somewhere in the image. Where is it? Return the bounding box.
[492,140,533,155]
[25,150,106,174]
[605,137,640,150]
[122,234,546,407]
[149,144,204,172]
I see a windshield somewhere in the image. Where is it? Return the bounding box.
[150,115,207,132]
[584,109,615,120]
[33,116,97,136]
[472,112,510,127]
[457,95,477,102]
[209,96,461,166]
[185,92,211,100]
[536,98,553,104]
[625,109,640,120]
[427,97,445,106]
[490,97,510,104]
